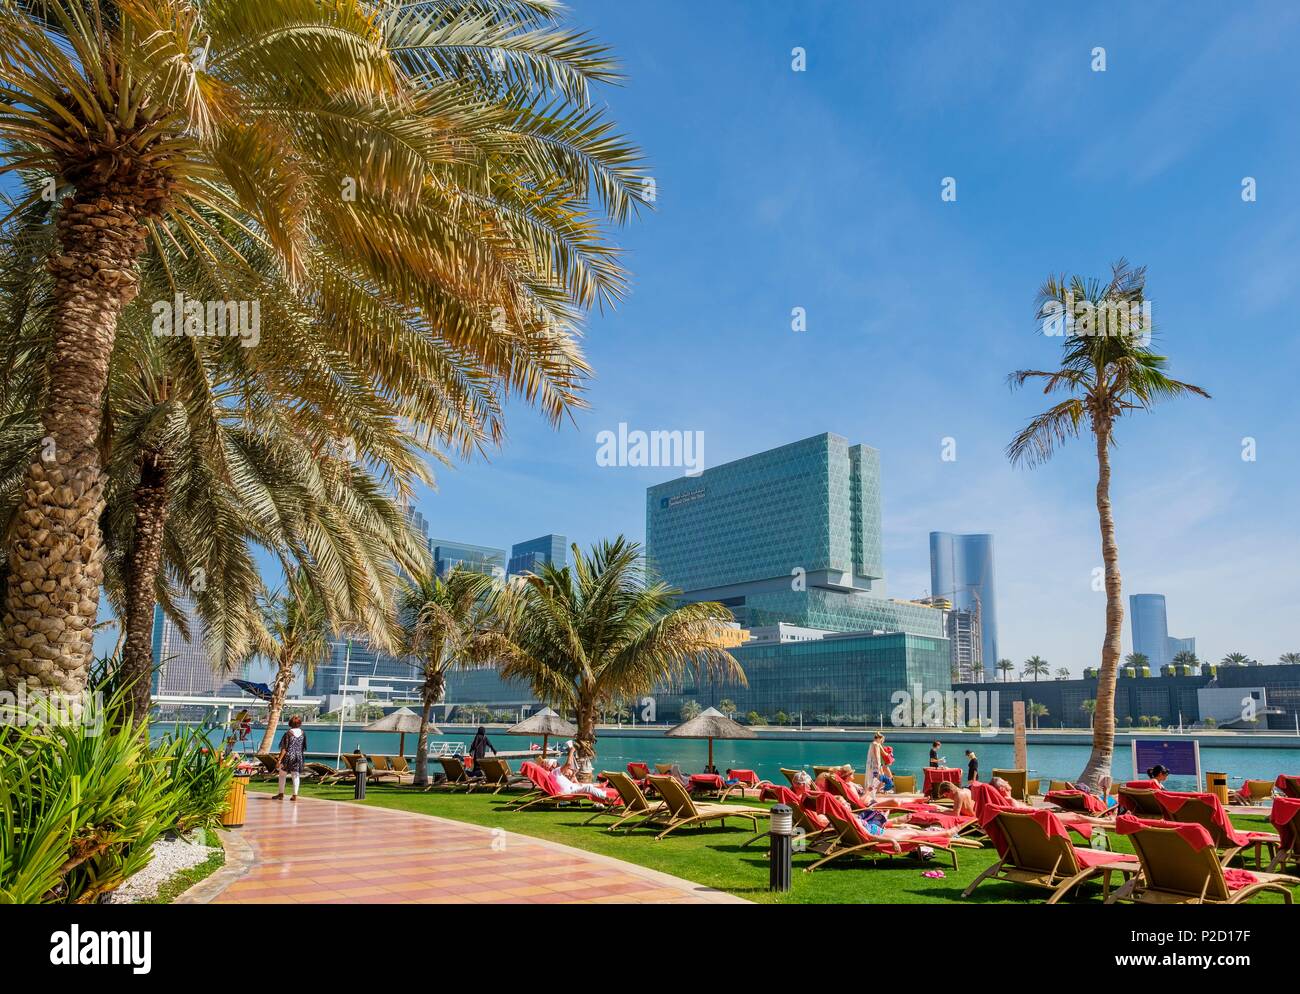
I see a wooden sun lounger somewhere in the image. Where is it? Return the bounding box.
[475,757,533,794]
[643,775,766,840]
[587,771,669,831]
[1107,819,1299,905]
[803,796,981,873]
[962,810,1139,904]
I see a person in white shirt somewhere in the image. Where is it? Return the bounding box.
[546,759,611,799]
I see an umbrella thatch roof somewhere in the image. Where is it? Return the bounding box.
[506,707,576,738]
[665,707,755,740]
[365,706,435,735]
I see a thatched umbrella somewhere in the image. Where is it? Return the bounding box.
[506,707,576,759]
[665,707,755,773]
[364,707,434,758]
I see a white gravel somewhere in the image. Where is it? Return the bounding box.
[109,830,222,904]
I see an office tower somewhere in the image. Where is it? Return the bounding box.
[151,595,242,697]
[429,537,507,578]
[642,433,949,723]
[1130,593,1196,669]
[508,534,568,577]
[929,532,999,680]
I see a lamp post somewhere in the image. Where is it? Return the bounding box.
[769,804,793,892]
[354,758,368,800]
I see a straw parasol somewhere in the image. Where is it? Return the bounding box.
[665,707,755,773]
[364,707,434,757]
[506,707,576,759]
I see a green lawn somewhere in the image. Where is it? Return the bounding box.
[247,782,1296,905]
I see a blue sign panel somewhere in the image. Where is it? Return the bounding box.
[1132,739,1200,778]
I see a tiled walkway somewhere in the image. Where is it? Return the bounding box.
[205,794,746,904]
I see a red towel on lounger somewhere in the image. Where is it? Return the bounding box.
[1126,780,1161,789]
[1116,813,1215,850]
[1271,796,1300,851]
[971,781,1016,823]
[1045,789,1108,814]
[726,769,759,786]
[1276,775,1300,799]
[980,806,1071,858]
[1154,791,1276,847]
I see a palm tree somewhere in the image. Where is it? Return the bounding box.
[0,0,648,695]
[1080,698,1097,728]
[1280,652,1300,666]
[997,658,1015,681]
[1007,260,1209,789]
[718,698,738,720]
[498,538,745,770]
[1125,652,1150,669]
[680,699,703,722]
[1220,652,1251,667]
[399,567,510,787]
[1055,667,1071,680]
[1022,655,1049,681]
[1170,649,1199,671]
[253,570,332,753]
[1028,701,1049,729]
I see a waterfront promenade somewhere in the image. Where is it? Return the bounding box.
[196,794,744,905]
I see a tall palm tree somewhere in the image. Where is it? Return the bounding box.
[1220,651,1251,666]
[1022,655,1049,681]
[1171,649,1199,668]
[1124,652,1150,669]
[253,569,332,753]
[997,658,1015,682]
[1055,667,1071,680]
[0,0,647,694]
[399,567,509,787]
[1280,652,1300,666]
[498,538,745,770]
[1007,259,1209,789]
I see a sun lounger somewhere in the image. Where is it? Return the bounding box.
[819,772,870,811]
[511,761,621,813]
[305,762,343,783]
[721,768,770,802]
[1117,785,1166,818]
[890,775,917,794]
[1235,779,1276,804]
[626,762,651,787]
[587,771,668,831]
[962,808,1138,903]
[475,757,532,794]
[1107,815,1299,904]
[366,754,412,784]
[426,755,475,791]
[1154,791,1280,868]
[741,785,835,849]
[1274,774,1300,800]
[990,769,1029,801]
[1267,797,1300,873]
[802,795,981,873]
[643,775,766,840]
[1045,788,1109,815]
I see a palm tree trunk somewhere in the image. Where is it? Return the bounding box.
[575,693,598,782]
[414,671,443,787]
[257,660,295,753]
[1078,420,1123,789]
[1,198,148,696]
[120,452,169,724]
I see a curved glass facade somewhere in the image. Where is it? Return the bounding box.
[928,532,999,678]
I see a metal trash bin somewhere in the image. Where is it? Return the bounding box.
[1205,771,1229,806]
[222,777,248,828]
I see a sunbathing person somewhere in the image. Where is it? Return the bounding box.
[546,759,616,801]
[936,780,977,818]
[825,764,874,806]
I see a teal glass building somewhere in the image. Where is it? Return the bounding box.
[646,433,944,639]
[642,432,949,722]
[508,534,567,577]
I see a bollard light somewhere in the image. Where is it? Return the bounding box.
[769,803,793,892]
[355,759,368,800]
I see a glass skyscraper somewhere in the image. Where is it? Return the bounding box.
[1130,593,1196,669]
[928,532,999,680]
[508,534,568,576]
[641,433,949,722]
[646,433,943,639]
[150,595,244,698]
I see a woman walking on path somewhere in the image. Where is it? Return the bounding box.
[273,715,307,801]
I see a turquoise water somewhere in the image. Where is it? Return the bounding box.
[201,723,1300,791]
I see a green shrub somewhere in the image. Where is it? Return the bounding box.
[0,671,235,904]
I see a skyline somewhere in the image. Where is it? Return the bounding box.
[73,1,1300,673]
[357,1,1298,673]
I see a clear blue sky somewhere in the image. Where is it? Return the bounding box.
[83,1,1300,670]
